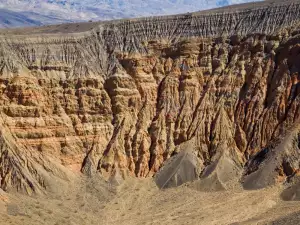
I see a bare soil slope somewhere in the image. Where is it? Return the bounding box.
[0,0,300,224]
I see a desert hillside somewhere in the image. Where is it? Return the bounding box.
[0,0,300,224]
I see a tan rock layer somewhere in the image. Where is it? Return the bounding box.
[0,1,300,193]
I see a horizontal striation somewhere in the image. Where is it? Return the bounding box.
[0,0,300,193]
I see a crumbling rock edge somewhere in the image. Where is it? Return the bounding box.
[0,0,300,194]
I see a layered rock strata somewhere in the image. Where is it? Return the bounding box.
[0,0,300,193]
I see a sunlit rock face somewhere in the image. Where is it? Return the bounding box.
[0,0,300,194]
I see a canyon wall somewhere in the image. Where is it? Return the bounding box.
[0,0,300,193]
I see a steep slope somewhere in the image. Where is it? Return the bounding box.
[0,0,300,194]
[154,139,203,189]
[243,121,300,189]
[0,0,261,27]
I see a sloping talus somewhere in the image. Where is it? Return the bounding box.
[0,0,300,193]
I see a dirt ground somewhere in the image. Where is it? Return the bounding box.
[1,177,300,225]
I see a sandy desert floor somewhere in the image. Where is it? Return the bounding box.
[1,177,300,225]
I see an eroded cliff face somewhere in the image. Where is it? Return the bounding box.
[0,0,300,194]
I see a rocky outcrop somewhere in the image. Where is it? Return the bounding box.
[0,0,300,193]
[243,121,300,189]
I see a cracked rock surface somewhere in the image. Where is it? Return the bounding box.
[0,0,300,193]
